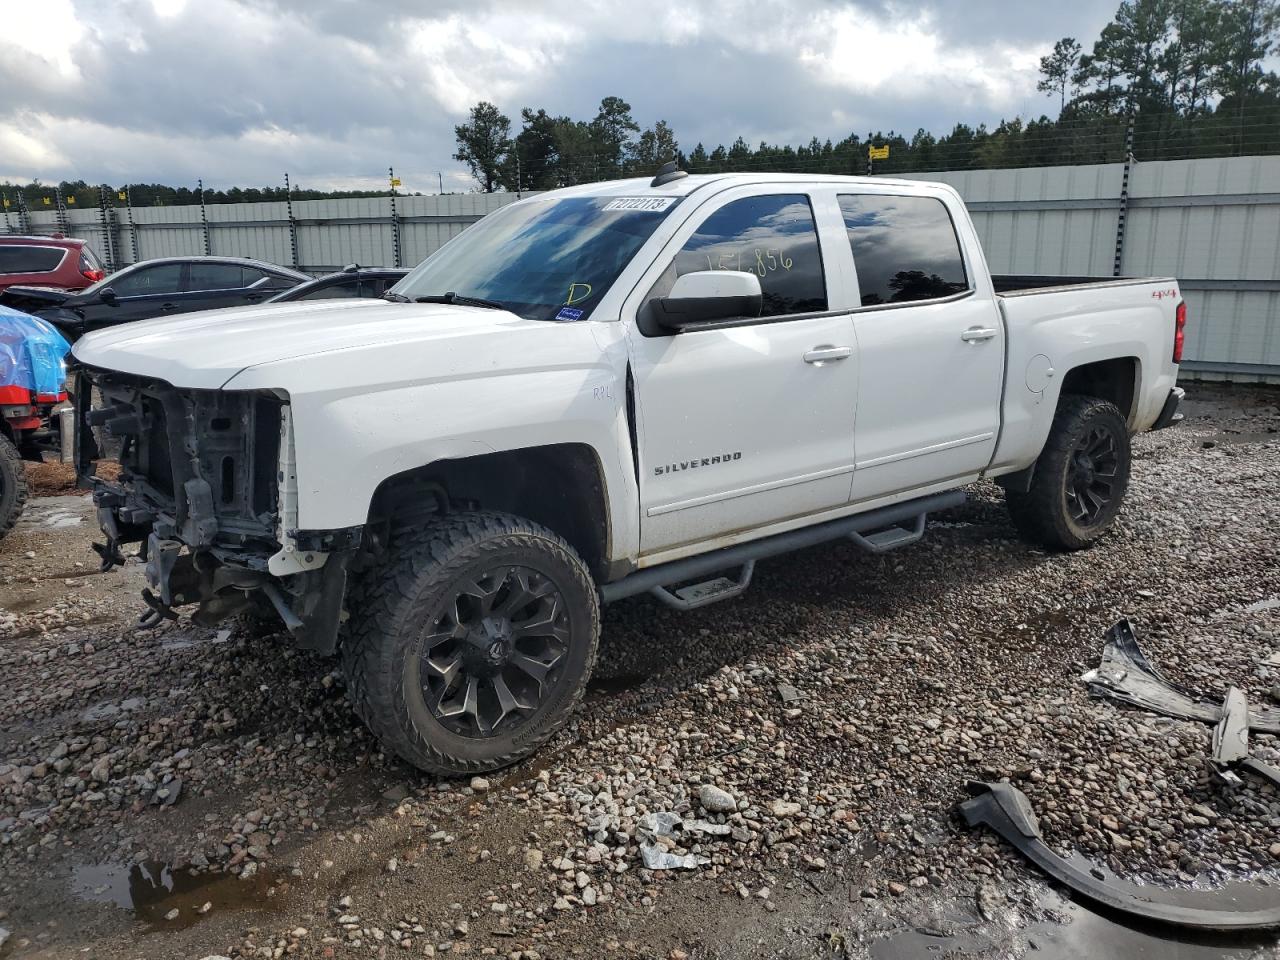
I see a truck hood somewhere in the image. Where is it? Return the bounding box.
[72,299,559,389]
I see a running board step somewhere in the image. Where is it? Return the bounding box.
[650,561,755,611]
[847,513,927,553]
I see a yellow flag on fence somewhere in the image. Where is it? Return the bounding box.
[868,144,890,161]
[1,199,8,208]
[42,197,51,205]
[118,191,126,201]
[390,177,402,187]
[67,196,76,204]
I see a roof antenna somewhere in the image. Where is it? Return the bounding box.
[650,160,688,188]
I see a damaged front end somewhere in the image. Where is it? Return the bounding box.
[74,366,354,652]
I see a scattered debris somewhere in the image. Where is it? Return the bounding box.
[776,682,802,704]
[636,812,711,871]
[958,781,1280,931]
[1082,620,1280,733]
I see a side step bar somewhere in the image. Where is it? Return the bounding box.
[600,489,966,606]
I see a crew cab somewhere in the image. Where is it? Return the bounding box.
[70,168,1185,775]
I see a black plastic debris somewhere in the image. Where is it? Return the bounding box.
[1082,619,1280,734]
[957,781,1280,931]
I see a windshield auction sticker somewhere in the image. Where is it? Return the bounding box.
[603,197,677,212]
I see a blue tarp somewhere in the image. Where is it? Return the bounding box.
[0,305,71,398]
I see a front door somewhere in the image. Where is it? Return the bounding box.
[627,190,859,557]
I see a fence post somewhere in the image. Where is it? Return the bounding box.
[54,185,70,235]
[1112,114,1135,278]
[388,167,402,268]
[284,172,299,269]
[16,192,30,234]
[124,185,139,265]
[198,178,211,255]
[97,185,116,273]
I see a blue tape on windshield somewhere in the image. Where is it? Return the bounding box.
[0,305,71,397]
[555,306,585,321]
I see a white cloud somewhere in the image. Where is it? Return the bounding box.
[0,0,1105,189]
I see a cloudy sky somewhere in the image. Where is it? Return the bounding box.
[1,0,1120,193]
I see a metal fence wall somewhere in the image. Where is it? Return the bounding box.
[12,192,522,275]
[7,157,1280,381]
[905,155,1280,382]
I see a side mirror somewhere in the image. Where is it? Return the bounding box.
[654,270,762,331]
[99,287,119,306]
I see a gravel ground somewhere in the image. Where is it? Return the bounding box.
[0,383,1278,960]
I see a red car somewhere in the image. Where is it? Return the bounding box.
[0,235,105,294]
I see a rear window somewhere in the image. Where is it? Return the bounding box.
[838,195,969,307]
[0,245,66,275]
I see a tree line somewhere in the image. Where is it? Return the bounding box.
[454,0,1280,187]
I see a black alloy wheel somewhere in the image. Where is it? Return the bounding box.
[1064,424,1121,527]
[420,565,571,738]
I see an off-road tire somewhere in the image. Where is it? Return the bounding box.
[1006,395,1131,551]
[0,434,29,542]
[342,511,600,776]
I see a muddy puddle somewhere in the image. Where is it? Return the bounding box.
[72,860,288,931]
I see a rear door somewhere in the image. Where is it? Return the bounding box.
[185,262,262,311]
[836,191,1004,501]
[626,187,860,557]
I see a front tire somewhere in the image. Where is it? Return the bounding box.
[1005,395,1131,551]
[342,511,600,776]
[0,434,29,542]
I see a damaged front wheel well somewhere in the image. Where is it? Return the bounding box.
[365,443,611,582]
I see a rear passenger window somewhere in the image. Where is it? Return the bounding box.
[674,194,826,317]
[838,195,968,307]
[187,263,247,291]
[0,246,65,274]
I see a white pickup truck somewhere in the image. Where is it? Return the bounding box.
[71,167,1186,775]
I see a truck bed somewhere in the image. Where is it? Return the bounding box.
[992,275,1171,297]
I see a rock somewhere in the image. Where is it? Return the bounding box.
[385,857,398,873]
[382,784,410,802]
[697,784,737,813]
[582,886,598,906]
[524,848,544,871]
[0,927,8,949]
[164,908,180,921]
[469,777,490,793]
[768,800,802,818]
[1270,843,1280,860]
[888,882,907,896]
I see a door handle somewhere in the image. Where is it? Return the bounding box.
[961,326,998,343]
[803,345,852,365]
[160,303,178,312]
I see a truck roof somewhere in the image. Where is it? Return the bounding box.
[544,171,937,201]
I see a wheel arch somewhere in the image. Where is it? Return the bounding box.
[1058,356,1140,426]
[367,442,612,582]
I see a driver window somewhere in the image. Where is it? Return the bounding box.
[673,194,827,317]
[110,263,184,297]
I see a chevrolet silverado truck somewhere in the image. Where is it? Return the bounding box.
[70,167,1186,775]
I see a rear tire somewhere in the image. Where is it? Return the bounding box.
[0,434,29,542]
[342,511,599,776]
[1006,395,1131,551]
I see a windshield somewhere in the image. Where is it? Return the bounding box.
[390,195,680,321]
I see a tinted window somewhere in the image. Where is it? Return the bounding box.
[111,263,185,296]
[187,263,247,291]
[0,246,65,274]
[674,195,826,317]
[838,195,968,307]
[297,280,366,300]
